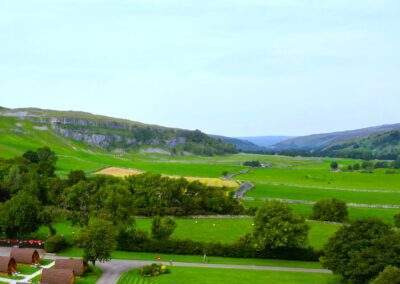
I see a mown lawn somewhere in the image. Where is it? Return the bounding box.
[75,266,102,284]
[117,267,340,284]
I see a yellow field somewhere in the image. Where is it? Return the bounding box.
[95,167,144,177]
[95,167,239,188]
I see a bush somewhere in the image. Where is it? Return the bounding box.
[44,235,68,253]
[371,266,400,284]
[140,264,170,277]
[243,161,262,168]
[310,198,348,222]
[394,213,400,228]
[117,230,320,262]
[253,200,309,250]
[151,216,176,241]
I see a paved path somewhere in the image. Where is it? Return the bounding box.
[234,182,254,198]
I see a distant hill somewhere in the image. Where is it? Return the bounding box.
[212,135,266,152]
[238,136,293,148]
[272,124,400,160]
[0,107,238,156]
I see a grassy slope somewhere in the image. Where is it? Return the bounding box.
[117,267,340,284]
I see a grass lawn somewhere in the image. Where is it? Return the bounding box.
[17,264,41,275]
[0,273,24,280]
[59,248,323,269]
[75,266,102,284]
[117,267,340,284]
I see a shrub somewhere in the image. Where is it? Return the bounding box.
[243,161,262,168]
[253,200,309,250]
[151,216,176,241]
[394,213,400,228]
[117,231,320,262]
[371,266,400,284]
[44,235,68,253]
[310,198,348,222]
[140,264,170,277]
[330,161,338,171]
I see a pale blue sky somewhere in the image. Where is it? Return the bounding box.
[0,0,399,136]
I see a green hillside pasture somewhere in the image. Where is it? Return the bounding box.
[244,201,399,224]
[242,167,400,191]
[117,267,340,284]
[247,183,400,206]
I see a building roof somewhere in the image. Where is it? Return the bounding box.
[55,259,86,276]
[0,256,15,273]
[41,268,74,284]
[10,248,39,264]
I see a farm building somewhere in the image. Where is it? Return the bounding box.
[10,248,40,264]
[41,268,74,284]
[54,259,87,276]
[0,256,17,275]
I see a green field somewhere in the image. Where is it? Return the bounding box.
[36,218,339,251]
[117,267,340,284]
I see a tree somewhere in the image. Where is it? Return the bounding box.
[393,158,400,169]
[97,184,135,227]
[252,200,309,250]
[0,191,42,238]
[151,216,177,240]
[78,218,116,266]
[64,181,94,226]
[330,161,338,171]
[67,170,86,186]
[361,160,374,171]
[394,213,400,228]
[310,198,348,222]
[23,150,39,163]
[36,147,57,176]
[353,163,361,170]
[371,266,400,284]
[322,218,400,283]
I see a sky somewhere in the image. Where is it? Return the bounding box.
[0,0,399,137]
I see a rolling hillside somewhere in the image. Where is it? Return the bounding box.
[0,107,237,156]
[272,124,400,159]
[239,136,293,148]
